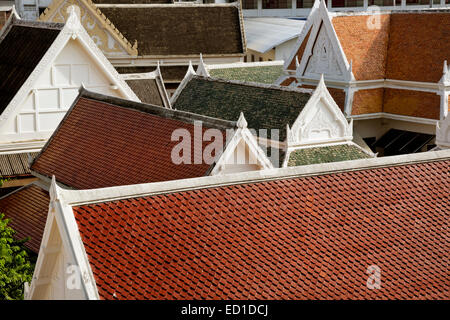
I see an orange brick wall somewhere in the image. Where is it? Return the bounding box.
[332,15,390,81]
[351,88,384,115]
[383,88,440,120]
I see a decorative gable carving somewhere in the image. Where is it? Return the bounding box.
[304,25,344,79]
[436,115,450,149]
[288,75,353,148]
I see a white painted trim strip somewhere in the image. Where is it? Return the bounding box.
[350,113,438,125]
[60,149,450,207]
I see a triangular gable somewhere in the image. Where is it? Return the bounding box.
[26,177,99,300]
[210,113,274,174]
[0,7,138,146]
[287,75,353,148]
[295,0,352,82]
[39,0,137,57]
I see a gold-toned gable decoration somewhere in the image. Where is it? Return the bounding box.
[39,0,138,57]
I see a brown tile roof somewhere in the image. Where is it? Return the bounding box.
[0,152,40,178]
[0,184,49,253]
[99,4,245,56]
[0,18,63,116]
[31,89,235,189]
[73,158,450,299]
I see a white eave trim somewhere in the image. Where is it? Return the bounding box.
[59,149,450,207]
[350,112,439,125]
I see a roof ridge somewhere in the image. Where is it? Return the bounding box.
[193,75,313,94]
[79,88,236,130]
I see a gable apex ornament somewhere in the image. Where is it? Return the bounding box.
[66,5,82,38]
[237,112,248,129]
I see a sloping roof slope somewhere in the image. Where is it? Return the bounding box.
[31,89,235,189]
[0,18,63,116]
[172,76,311,141]
[73,157,450,299]
[99,4,245,56]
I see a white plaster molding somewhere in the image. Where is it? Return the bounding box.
[209,113,274,175]
[206,60,284,70]
[196,53,210,77]
[295,0,350,82]
[288,75,352,148]
[59,148,450,207]
[28,176,100,300]
[284,0,320,71]
[169,63,196,105]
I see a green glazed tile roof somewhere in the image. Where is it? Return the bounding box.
[208,65,283,84]
[172,76,311,141]
[288,144,371,167]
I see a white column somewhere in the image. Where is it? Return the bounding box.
[401,0,406,8]
[328,0,333,9]
[258,0,262,17]
[364,0,369,9]
[291,0,296,16]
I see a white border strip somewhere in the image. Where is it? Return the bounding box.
[61,149,450,206]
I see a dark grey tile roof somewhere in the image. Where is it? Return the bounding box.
[125,76,170,108]
[172,76,311,141]
[0,152,40,178]
[99,5,244,56]
[0,18,63,116]
[288,144,371,167]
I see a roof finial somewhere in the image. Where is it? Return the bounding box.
[49,175,60,202]
[187,61,196,75]
[295,56,300,69]
[286,124,295,145]
[237,112,248,129]
[196,53,210,77]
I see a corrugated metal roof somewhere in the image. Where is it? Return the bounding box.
[244,17,305,53]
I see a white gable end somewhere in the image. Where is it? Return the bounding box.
[0,38,128,144]
[0,8,138,147]
[303,25,345,80]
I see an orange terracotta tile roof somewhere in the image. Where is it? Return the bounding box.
[73,159,450,299]
[0,184,49,253]
[31,89,235,189]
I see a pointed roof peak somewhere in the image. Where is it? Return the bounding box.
[237,112,248,129]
